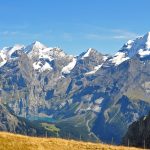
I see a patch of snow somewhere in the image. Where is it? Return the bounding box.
[0,51,7,67]
[58,75,65,79]
[33,61,53,72]
[33,61,42,70]
[40,62,53,72]
[85,64,103,75]
[95,97,104,105]
[39,54,53,61]
[145,32,150,49]
[62,58,77,74]
[125,40,134,49]
[82,48,92,58]
[110,52,130,66]
[103,55,108,61]
[38,49,54,61]
[92,105,101,113]
[138,49,150,58]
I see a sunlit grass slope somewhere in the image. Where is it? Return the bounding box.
[0,132,143,150]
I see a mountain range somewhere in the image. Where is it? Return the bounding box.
[1,32,150,144]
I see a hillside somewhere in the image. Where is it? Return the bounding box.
[0,132,143,150]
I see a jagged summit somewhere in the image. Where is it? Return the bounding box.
[82,48,96,58]
[24,41,47,53]
[1,32,150,69]
[24,41,69,58]
[110,32,150,65]
[120,32,150,54]
[79,48,102,60]
[32,41,47,49]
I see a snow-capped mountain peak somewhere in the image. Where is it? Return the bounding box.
[121,32,150,54]
[23,41,73,72]
[82,48,93,58]
[24,41,47,53]
[32,41,47,49]
[25,41,68,58]
[110,32,150,66]
[143,32,150,49]
[80,48,98,59]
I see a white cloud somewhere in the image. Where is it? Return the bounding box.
[0,30,54,40]
[85,29,139,40]
[85,34,111,40]
[0,26,140,44]
[1,31,19,36]
[111,29,139,39]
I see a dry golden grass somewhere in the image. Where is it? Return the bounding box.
[0,132,143,150]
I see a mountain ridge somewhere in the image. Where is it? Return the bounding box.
[0,32,150,144]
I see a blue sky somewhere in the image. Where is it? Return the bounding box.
[0,0,150,55]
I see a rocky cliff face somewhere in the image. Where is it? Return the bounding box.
[122,112,150,148]
[1,33,150,144]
